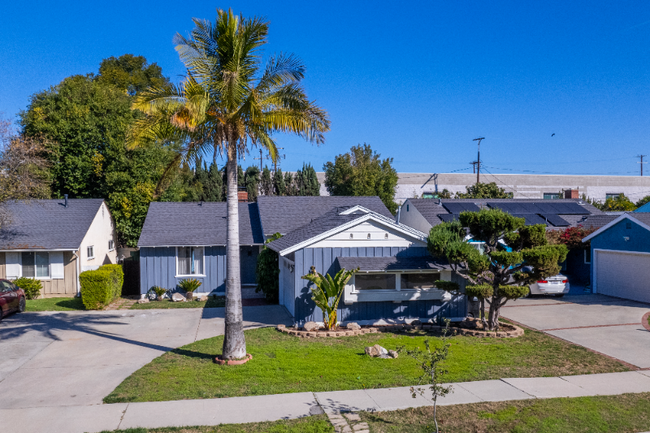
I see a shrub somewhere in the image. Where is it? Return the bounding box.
[151,286,167,300]
[178,278,202,293]
[13,277,42,300]
[256,232,282,302]
[79,264,124,310]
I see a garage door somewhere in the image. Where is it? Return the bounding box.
[596,250,650,303]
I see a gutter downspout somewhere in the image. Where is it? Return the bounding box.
[73,250,81,296]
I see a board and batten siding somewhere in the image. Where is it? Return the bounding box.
[0,251,78,297]
[289,246,466,325]
[139,246,226,295]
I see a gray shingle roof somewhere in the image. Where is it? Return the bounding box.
[336,256,451,272]
[256,196,393,235]
[266,206,426,254]
[0,199,103,250]
[629,212,650,227]
[406,198,602,228]
[573,214,618,229]
[138,202,264,247]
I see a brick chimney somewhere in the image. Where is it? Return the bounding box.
[238,190,249,202]
[564,189,579,199]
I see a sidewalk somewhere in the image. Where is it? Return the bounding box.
[3,370,650,433]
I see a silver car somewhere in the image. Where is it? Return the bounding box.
[529,274,570,297]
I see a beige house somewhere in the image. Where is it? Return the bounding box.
[0,198,117,297]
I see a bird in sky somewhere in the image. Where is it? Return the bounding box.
[551,133,555,137]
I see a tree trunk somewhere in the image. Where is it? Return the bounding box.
[487,294,501,331]
[222,139,247,360]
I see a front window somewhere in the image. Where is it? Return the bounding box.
[401,273,440,289]
[108,240,115,251]
[606,193,621,200]
[177,247,204,276]
[543,193,560,200]
[355,274,396,290]
[22,252,50,278]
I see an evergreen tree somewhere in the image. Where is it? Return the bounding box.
[274,168,287,196]
[260,167,274,196]
[284,172,296,195]
[244,166,261,201]
[201,163,224,201]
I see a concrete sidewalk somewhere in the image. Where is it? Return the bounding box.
[4,370,650,433]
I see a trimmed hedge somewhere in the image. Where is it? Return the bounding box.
[79,264,125,310]
[13,277,42,300]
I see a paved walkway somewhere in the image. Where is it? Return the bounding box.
[501,294,650,368]
[3,370,650,432]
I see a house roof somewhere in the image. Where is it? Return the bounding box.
[256,196,393,235]
[582,213,650,242]
[138,202,264,247]
[404,198,603,229]
[266,206,426,255]
[336,255,451,272]
[573,214,618,229]
[634,202,650,213]
[0,199,104,250]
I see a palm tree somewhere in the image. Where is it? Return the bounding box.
[129,9,330,359]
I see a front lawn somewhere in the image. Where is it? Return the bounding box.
[104,325,629,404]
[130,297,225,310]
[26,296,86,311]
[361,392,650,432]
[101,415,332,433]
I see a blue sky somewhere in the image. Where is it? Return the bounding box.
[1,1,649,176]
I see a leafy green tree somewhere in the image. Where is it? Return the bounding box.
[274,169,287,195]
[636,196,650,208]
[455,182,512,199]
[284,172,296,196]
[602,194,636,211]
[129,9,329,360]
[244,166,261,202]
[428,209,568,331]
[295,163,320,196]
[201,163,224,201]
[260,167,274,196]
[255,233,282,302]
[97,54,169,96]
[301,267,357,330]
[323,143,398,213]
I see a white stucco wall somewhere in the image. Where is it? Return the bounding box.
[79,201,117,271]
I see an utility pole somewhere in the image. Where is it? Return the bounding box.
[638,154,647,176]
[470,161,478,174]
[274,148,285,173]
[473,137,485,184]
[254,149,270,171]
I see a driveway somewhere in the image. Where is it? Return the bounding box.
[501,294,650,368]
[0,306,293,410]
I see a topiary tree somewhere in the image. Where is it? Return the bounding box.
[428,209,568,331]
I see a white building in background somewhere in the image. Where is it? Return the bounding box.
[315,172,650,204]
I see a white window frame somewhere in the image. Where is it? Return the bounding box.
[87,246,95,260]
[108,240,115,252]
[17,252,52,280]
[175,246,206,278]
[343,270,453,304]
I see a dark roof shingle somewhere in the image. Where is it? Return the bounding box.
[0,199,103,250]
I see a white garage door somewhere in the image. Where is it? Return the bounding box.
[595,250,650,303]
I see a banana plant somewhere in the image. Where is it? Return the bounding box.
[301,267,357,330]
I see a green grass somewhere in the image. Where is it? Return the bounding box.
[100,415,332,433]
[26,296,86,311]
[361,393,650,432]
[130,297,225,309]
[104,325,629,404]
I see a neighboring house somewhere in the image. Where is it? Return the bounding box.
[634,202,650,213]
[0,198,117,297]
[137,196,394,297]
[582,213,650,303]
[399,198,615,287]
[266,205,466,326]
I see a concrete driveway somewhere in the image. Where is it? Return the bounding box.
[501,294,650,368]
[0,306,292,410]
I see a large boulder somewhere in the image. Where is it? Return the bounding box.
[303,321,321,332]
[346,322,361,331]
[365,344,389,358]
[172,292,186,302]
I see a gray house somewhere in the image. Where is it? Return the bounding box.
[266,205,466,325]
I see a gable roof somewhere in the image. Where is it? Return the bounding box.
[582,213,650,242]
[256,196,393,235]
[138,202,264,247]
[266,206,426,256]
[0,199,104,250]
[634,202,650,213]
[404,198,602,229]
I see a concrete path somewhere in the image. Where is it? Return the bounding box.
[0,306,293,410]
[3,370,650,433]
[501,294,650,368]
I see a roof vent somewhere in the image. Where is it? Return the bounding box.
[64,194,68,208]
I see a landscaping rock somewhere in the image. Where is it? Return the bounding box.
[303,321,321,332]
[137,298,149,304]
[458,317,484,330]
[172,293,186,302]
[388,350,399,359]
[346,322,361,330]
[364,344,389,358]
[411,319,422,325]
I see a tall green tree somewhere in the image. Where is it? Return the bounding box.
[295,163,320,196]
[97,54,168,96]
[274,168,287,195]
[428,209,567,331]
[323,143,398,213]
[260,167,274,196]
[455,182,512,199]
[129,9,330,360]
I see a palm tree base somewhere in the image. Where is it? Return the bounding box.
[214,353,253,366]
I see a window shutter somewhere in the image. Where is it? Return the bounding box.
[50,252,64,279]
[6,252,22,279]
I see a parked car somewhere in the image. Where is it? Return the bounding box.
[529,274,570,297]
[0,279,26,320]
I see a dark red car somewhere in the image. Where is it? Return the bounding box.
[0,279,25,320]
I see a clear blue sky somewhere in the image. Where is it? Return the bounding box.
[1,1,649,176]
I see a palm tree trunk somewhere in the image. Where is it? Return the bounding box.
[222,138,247,360]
